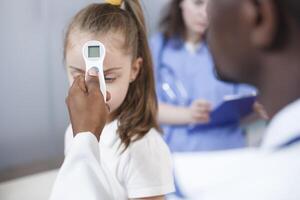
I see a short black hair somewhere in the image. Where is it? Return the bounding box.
[279,0,300,25]
[267,0,300,48]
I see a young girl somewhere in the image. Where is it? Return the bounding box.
[60,0,174,199]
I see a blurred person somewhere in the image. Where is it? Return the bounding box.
[150,0,259,153]
[171,0,300,199]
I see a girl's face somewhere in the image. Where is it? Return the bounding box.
[65,31,141,120]
[180,0,209,35]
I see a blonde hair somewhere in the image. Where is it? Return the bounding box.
[64,1,159,150]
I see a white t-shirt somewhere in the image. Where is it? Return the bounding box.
[64,120,175,199]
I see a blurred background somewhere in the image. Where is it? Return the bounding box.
[0,0,265,199]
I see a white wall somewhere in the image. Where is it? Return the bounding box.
[0,0,169,174]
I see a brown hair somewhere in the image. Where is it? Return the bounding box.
[159,0,185,39]
[64,1,160,150]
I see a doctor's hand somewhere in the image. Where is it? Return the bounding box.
[189,99,212,124]
[66,67,111,141]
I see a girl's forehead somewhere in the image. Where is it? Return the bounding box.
[66,31,132,70]
[69,30,127,55]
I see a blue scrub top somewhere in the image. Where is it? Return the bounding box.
[150,33,256,152]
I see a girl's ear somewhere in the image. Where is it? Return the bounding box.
[130,57,142,83]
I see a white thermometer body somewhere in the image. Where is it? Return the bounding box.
[82,41,106,101]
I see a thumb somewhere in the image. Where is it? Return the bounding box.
[86,67,101,93]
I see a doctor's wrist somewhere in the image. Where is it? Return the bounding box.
[73,128,102,141]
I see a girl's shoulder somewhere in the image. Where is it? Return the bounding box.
[130,128,169,153]
[119,128,175,197]
[121,128,172,166]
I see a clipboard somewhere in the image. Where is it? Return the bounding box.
[208,94,257,126]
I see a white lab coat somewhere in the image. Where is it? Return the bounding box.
[172,99,300,200]
[49,132,113,200]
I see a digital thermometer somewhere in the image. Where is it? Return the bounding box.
[82,41,106,101]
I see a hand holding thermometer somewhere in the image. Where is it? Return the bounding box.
[82,41,107,102]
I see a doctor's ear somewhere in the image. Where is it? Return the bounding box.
[130,57,142,83]
[246,0,279,49]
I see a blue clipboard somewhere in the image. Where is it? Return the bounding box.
[208,94,257,126]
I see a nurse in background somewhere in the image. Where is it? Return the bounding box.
[150,0,259,152]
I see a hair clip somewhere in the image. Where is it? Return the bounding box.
[105,0,123,6]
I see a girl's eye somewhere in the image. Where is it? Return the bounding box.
[105,75,117,83]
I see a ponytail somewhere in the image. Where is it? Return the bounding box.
[116,0,160,151]
[123,0,147,37]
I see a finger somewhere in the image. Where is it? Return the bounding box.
[254,102,269,120]
[193,114,210,123]
[195,106,212,113]
[192,104,211,112]
[194,100,212,109]
[86,67,101,94]
[192,117,210,124]
[69,75,83,96]
[192,112,210,119]
[194,99,210,105]
[196,102,211,109]
[77,75,87,93]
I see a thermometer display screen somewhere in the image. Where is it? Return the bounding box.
[88,46,100,58]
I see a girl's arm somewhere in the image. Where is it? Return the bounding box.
[158,100,212,125]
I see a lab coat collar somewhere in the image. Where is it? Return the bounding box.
[261,98,300,150]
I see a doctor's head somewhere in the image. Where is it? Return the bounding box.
[161,0,209,40]
[206,0,300,117]
[63,1,159,150]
